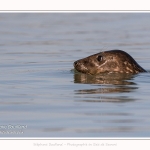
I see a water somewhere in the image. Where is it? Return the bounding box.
[0,13,150,137]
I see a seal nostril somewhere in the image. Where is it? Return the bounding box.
[74,61,78,66]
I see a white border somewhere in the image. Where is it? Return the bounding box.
[0,0,150,11]
[0,10,150,13]
[0,138,150,150]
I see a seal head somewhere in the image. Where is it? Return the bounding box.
[74,50,146,75]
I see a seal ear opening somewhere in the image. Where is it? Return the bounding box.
[97,55,103,62]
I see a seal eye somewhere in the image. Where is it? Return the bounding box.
[97,55,103,62]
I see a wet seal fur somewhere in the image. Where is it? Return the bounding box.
[74,50,146,75]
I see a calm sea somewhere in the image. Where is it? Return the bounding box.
[0,13,150,137]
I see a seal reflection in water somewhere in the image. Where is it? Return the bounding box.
[74,50,146,75]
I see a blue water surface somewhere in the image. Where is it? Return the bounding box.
[0,13,150,137]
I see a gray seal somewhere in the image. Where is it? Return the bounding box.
[74,50,146,75]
